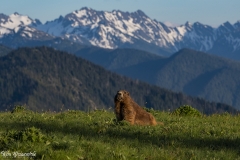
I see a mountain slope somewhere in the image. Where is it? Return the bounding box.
[0,44,12,56]
[112,49,240,109]
[209,28,240,59]
[0,47,236,114]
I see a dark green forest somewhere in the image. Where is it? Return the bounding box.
[0,46,237,114]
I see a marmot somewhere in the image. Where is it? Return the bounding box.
[114,90,162,126]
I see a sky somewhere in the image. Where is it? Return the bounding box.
[0,0,239,27]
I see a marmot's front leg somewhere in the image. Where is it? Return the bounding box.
[114,102,122,121]
[122,107,136,125]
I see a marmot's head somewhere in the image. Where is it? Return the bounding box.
[115,90,130,102]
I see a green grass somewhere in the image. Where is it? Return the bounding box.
[1,107,240,160]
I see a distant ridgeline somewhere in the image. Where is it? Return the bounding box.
[77,48,240,110]
[0,46,237,114]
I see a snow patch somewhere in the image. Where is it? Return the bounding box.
[118,12,122,17]
[2,14,33,29]
[14,26,20,33]
[176,26,187,36]
[23,31,32,38]
[0,27,11,36]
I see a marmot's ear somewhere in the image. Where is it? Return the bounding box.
[125,91,130,96]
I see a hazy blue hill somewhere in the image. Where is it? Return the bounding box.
[0,44,12,56]
[113,49,240,109]
[75,48,163,70]
[208,29,240,60]
[0,47,236,114]
[154,49,240,90]
[0,35,89,54]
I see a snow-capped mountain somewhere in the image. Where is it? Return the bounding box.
[0,8,240,59]
[34,7,240,57]
[35,7,174,54]
[0,12,55,48]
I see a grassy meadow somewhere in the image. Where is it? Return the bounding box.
[0,106,240,160]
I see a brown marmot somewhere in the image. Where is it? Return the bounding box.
[114,90,162,126]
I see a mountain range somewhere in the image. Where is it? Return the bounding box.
[0,8,240,60]
[0,46,236,114]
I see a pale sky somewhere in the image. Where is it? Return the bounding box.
[0,0,239,27]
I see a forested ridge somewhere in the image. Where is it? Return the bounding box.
[0,46,237,114]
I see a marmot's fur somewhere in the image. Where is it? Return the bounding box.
[114,90,162,126]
